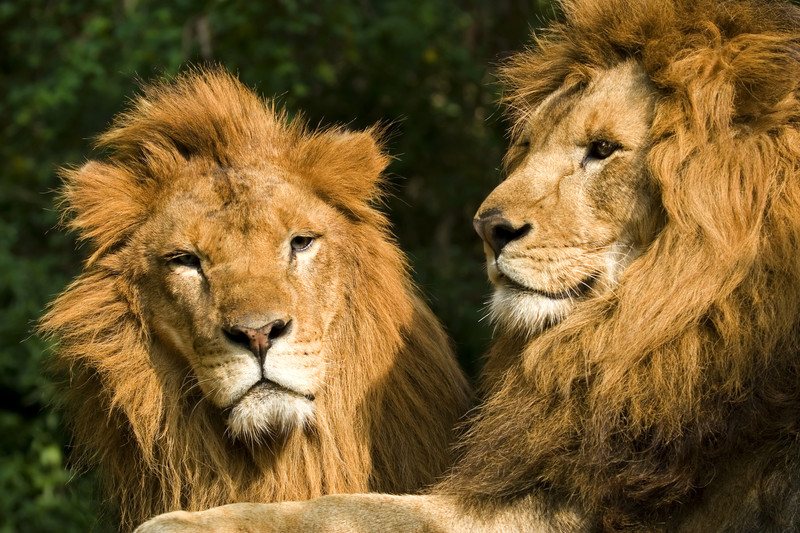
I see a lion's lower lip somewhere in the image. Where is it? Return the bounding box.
[500,272,598,300]
[222,380,315,418]
[254,379,315,400]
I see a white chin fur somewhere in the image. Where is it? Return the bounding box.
[488,241,640,335]
[490,284,575,336]
[225,384,315,442]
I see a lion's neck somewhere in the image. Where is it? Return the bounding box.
[442,287,800,530]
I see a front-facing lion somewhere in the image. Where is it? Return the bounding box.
[137,0,800,532]
[40,69,471,531]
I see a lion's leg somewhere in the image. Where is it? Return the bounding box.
[134,493,591,533]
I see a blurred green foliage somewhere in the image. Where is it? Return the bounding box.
[1,0,554,530]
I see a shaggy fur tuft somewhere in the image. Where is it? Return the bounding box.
[40,69,471,532]
[444,0,800,530]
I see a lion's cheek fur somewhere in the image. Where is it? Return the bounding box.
[477,62,659,338]
[132,202,351,419]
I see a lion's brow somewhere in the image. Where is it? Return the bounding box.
[522,81,585,147]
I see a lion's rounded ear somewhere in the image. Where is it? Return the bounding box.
[302,127,391,214]
[59,161,147,264]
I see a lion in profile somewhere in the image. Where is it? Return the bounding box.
[40,69,471,531]
[136,0,800,532]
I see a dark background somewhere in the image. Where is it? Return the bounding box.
[1,1,557,530]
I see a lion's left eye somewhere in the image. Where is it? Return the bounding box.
[583,140,620,166]
[290,235,315,252]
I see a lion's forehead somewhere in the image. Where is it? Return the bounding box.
[167,167,288,212]
[524,61,654,151]
[154,173,327,246]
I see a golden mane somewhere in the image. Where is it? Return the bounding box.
[444,0,800,529]
[40,69,471,531]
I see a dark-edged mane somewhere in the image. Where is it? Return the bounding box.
[444,0,800,530]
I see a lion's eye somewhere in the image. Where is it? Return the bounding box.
[166,252,202,270]
[290,235,315,253]
[583,140,620,166]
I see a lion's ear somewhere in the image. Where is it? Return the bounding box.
[300,127,391,215]
[59,161,147,265]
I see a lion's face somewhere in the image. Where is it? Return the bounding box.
[134,164,351,440]
[475,61,660,334]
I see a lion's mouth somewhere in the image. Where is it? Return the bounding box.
[221,379,315,418]
[499,271,599,300]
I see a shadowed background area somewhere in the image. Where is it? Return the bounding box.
[0,1,555,530]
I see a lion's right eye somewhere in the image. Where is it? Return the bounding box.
[166,252,202,270]
[290,235,315,253]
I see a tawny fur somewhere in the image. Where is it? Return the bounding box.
[443,0,800,530]
[40,69,471,532]
[128,1,800,532]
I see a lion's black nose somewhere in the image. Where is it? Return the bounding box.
[225,319,289,364]
[473,212,531,257]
